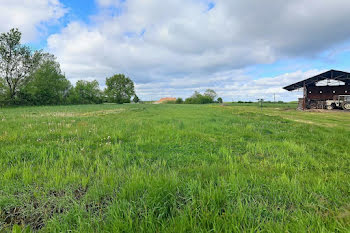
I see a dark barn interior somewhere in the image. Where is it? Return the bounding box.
[283,70,350,110]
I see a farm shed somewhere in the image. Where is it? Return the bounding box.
[283,70,350,110]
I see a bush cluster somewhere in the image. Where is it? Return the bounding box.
[184,95,213,104]
[174,89,223,104]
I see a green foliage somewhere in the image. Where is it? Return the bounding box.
[68,80,102,104]
[217,97,223,103]
[0,28,43,103]
[185,91,214,104]
[20,61,71,105]
[0,104,349,232]
[105,74,135,104]
[0,29,139,107]
[175,98,184,104]
[0,77,8,105]
[0,77,5,93]
[133,95,140,103]
[204,89,217,101]
[237,101,253,103]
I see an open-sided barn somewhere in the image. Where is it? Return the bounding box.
[283,70,350,110]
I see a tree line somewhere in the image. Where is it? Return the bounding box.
[0,28,223,107]
[0,28,138,106]
[172,89,222,104]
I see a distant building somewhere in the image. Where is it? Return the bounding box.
[154,97,176,104]
[283,70,350,110]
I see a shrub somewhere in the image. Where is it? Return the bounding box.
[184,91,215,104]
[175,98,184,104]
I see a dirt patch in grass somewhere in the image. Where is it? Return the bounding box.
[74,186,88,200]
[0,186,92,231]
[85,196,113,216]
[1,199,64,231]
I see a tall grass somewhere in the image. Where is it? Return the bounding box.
[0,104,349,232]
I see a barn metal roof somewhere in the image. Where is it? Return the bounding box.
[283,69,350,91]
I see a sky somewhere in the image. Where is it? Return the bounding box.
[1,0,350,101]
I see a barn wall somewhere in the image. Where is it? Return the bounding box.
[306,85,350,100]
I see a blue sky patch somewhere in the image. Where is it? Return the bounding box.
[207,2,215,11]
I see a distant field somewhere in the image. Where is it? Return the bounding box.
[0,104,349,232]
[226,102,298,109]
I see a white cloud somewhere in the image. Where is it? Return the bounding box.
[47,0,350,100]
[223,69,324,101]
[0,0,66,41]
[134,69,323,102]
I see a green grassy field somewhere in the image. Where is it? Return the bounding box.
[0,103,349,232]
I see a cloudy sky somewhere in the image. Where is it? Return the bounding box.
[2,0,350,101]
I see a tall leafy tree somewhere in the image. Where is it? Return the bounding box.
[191,91,201,98]
[0,28,42,103]
[204,89,217,101]
[105,74,135,104]
[69,80,102,104]
[21,60,71,105]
